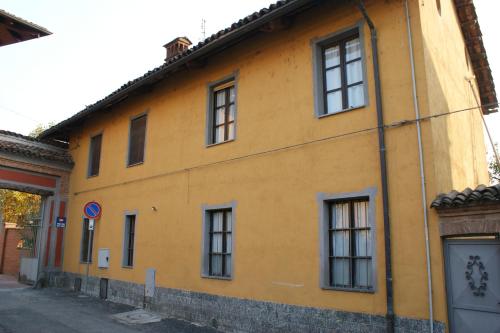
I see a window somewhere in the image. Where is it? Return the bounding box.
[81,218,94,263]
[208,80,236,145]
[327,199,372,290]
[128,114,147,166]
[201,204,235,279]
[123,214,136,267]
[319,189,376,292]
[88,134,102,177]
[313,27,366,116]
[208,210,232,277]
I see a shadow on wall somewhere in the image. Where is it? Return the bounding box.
[422,36,486,195]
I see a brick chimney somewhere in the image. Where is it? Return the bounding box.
[163,37,192,61]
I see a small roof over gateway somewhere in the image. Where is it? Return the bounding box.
[0,9,51,47]
[431,184,500,209]
[0,130,73,166]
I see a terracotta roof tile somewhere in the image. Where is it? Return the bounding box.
[454,0,497,113]
[0,9,51,35]
[37,0,315,141]
[0,130,73,165]
[431,184,500,208]
[39,0,497,141]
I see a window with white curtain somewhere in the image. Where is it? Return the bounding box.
[313,27,366,116]
[323,34,364,114]
[208,210,232,277]
[208,80,236,145]
[327,198,372,290]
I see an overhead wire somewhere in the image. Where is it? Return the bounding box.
[466,80,500,167]
[73,102,499,196]
[0,104,42,124]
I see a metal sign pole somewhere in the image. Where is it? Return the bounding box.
[82,202,100,294]
[85,219,94,293]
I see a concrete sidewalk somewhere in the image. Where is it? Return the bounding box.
[0,274,29,291]
[0,287,221,333]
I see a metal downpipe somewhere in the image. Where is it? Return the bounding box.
[403,1,434,331]
[355,2,395,332]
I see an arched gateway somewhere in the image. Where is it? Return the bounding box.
[0,130,72,284]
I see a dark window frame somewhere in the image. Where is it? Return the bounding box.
[318,188,376,293]
[201,202,236,280]
[327,197,372,291]
[211,85,235,144]
[127,113,147,167]
[80,218,94,263]
[312,23,367,117]
[321,32,363,113]
[122,214,136,268]
[206,74,238,147]
[208,209,232,278]
[87,133,102,177]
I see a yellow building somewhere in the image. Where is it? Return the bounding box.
[40,0,498,332]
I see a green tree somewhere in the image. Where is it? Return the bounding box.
[0,190,41,225]
[0,190,41,255]
[490,144,500,184]
[29,122,55,138]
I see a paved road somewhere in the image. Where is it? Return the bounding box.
[0,276,220,333]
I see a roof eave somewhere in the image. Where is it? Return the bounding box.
[454,0,498,115]
[39,0,316,141]
[0,9,52,36]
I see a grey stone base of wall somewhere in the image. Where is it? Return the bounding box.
[53,272,445,333]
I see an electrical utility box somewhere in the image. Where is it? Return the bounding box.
[98,248,110,269]
[145,268,156,298]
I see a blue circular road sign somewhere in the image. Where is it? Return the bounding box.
[83,201,102,219]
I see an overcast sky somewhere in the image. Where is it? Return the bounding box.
[0,0,498,152]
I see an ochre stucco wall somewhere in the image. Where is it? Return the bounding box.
[415,0,491,326]
[60,0,490,326]
[418,0,489,192]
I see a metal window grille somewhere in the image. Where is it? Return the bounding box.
[212,84,235,144]
[17,217,41,258]
[328,198,372,290]
[208,209,232,277]
[322,33,364,114]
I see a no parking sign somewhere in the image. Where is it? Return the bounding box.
[83,202,101,289]
[83,201,102,220]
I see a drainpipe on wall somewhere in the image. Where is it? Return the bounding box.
[354,2,395,332]
[403,1,434,332]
